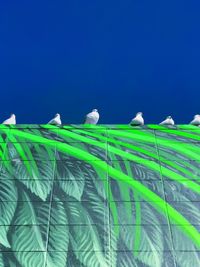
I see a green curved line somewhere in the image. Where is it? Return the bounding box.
[72,128,158,159]
[46,127,200,197]
[105,128,200,183]
[148,125,200,141]
[4,128,200,249]
[29,128,57,161]
[5,134,32,175]
[0,133,13,170]
[69,128,198,179]
[0,134,5,159]
[111,149,132,219]
[0,139,7,164]
[108,129,200,161]
[16,140,41,178]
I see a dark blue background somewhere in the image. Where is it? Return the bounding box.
[0,1,199,124]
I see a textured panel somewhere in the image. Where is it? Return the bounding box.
[0,125,200,266]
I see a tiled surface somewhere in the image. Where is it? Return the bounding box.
[0,125,200,266]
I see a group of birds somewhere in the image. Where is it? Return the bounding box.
[130,113,200,126]
[1,109,100,125]
[1,110,200,126]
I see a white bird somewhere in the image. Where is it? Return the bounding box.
[130,112,144,126]
[159,116,175,125]
[48,113,61,125]
[84,109,99,124]
[2,114,16,125]
[190,114,200,126]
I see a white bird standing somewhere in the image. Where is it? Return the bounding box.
[48,113,62,125]
[130,112,144,126]
[190,114,200,126]
[2,114,16,125]
[159,116,175,125]
[84,109,99,124]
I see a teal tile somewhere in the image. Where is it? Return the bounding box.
[54,160,108,180]
[49,201,109,226]
[108,145,159,162]
[163,180,200,202]
[111,224,173,251]
[66,251,110,267]
[167,201,200,225]
[107,130,157,160]
[0,251,47,267]
[45,250,68,267]
[57,127,108,142]
[171,224,200,251]
[110,201,169,225]
[109,160,161,180]
[115,251,176,267]
[48,225,109,252]
[160,160,200,180]
[0,201,51,226]
[158,143,200,161]
[0,225,48,252]
[0,178,53,201]
[55,142,107,161]
[4,142,57,160]
[174,251,200,266]
[109,179,165,201]
[0,160,55,180]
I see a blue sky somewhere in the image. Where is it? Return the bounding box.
[0,1,200,124]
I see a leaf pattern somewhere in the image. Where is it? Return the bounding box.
[46,200,69,267]
[0,125,200,266]
[0,177,17,247]
[11,192,49,267]
[67,201,110,267]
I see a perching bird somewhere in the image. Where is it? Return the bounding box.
[48,113,62,125]
[2,114,16,125]
[159,116,175,125]
[130,112,144,126]
[84,109,99,124]
[190,114,200,126]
